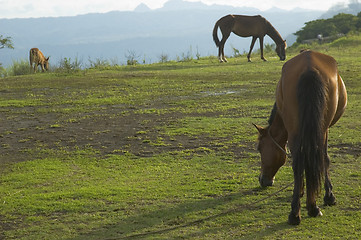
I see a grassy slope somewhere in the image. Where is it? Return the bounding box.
[0,35,360,239]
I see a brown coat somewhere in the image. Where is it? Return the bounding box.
[29,48,49,72]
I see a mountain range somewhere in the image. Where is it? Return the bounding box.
[0,0,353,67]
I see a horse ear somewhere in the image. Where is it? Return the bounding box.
[253,123,264,133]
[253,123,268,136]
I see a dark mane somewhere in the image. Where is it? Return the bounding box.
[268,102,277,125]
[265,20,285,45]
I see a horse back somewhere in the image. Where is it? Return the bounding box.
[276,50,347,135]
[230,15,268,37]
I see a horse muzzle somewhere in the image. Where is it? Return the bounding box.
[280,56,286,61]
[259,174,274,187]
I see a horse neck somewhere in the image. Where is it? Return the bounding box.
[269,111,288,147]
[266,22,284,45]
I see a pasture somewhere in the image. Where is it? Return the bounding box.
[0,37,360,239]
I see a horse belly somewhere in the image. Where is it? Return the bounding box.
[323,75,347,129]
[232,22,264,38]
[330,75,347,126]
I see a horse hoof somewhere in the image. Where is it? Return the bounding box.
[308,206,323,217]
[324,194,336,206]
[288,213,301,225]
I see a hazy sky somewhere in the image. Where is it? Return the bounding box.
[0,0,351,19]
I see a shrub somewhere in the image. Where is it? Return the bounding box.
[295,13,360,43]
[88,57,111,69]
[56,57,82,72]
[158,53,169,63]
[8,59,33,76]
[231,45,242,58]
[125,50,139,66]
[0,63,6,77]
[180,46,193,62]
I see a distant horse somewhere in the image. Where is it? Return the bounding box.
[254,50,347,225]
[29,48,49,72]
[213,15,286,62]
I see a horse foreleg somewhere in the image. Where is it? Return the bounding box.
[259,37,267,61]
[323,131,336,206]
[247,37,257,62]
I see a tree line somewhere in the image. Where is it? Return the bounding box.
[295,12,361,42]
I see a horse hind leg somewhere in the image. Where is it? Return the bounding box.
[288,173,303,225]
[323,132,336,206]
[288,153,304,225]
[323,155,336,206]
[218,43,224,63]
[306,183,323,218]
[219,33,230,63]
[288,143,306,225]
[221,41,228,63]
[305,147,324,218]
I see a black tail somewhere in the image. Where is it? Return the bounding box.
[212,21,220,47]
[294,69,326,198]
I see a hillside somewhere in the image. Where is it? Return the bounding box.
[0,0,323,66]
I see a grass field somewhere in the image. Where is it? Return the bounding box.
[0,36,360,239]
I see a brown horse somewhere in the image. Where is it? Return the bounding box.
[29,48,49,72]
[213,15,286,62]
[254,50,347,225]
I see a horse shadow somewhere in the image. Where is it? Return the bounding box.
[68,186,294,240]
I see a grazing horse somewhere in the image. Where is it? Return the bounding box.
[29,48,49,72]
[254,50,347,225]
[213,15,286,62]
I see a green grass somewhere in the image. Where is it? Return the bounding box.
[0,35,360,239]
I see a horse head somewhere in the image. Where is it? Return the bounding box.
[254,124,287,187]
[43,57,50,71]
[276,40,287,61]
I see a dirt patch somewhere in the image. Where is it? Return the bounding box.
[0,104,252,166]
[1,103,356,167]
[330,143,361,157]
